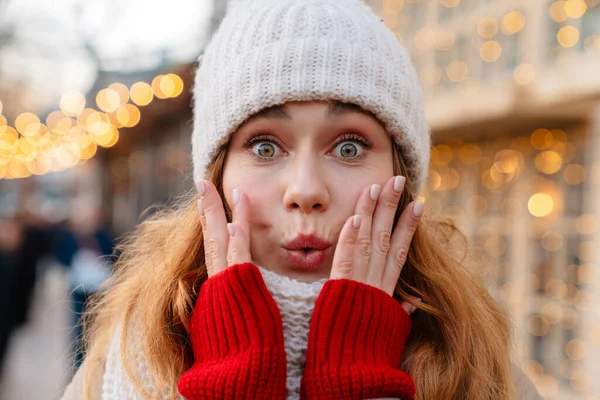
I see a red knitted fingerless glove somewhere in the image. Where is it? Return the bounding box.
[301,279,415,400]
[178,263,287,399]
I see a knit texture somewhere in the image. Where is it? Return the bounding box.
[192,0,431,194]
[98,263,413,399]
[301,279,415,400]
[257,266,327,399]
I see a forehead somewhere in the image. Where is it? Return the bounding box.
[244,101,383,126]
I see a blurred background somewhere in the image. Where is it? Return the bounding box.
[0,0,598,398]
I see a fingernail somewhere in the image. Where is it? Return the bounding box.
[413,200,424,218]
[353,214,362,229]
[393,176,406,193]
[197,199,204,216]
[233,188,240,206]
[196,180,206,197]
[370,184,381,201]
[227,223,235,237]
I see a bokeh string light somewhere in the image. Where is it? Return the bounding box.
[0,74,184,179]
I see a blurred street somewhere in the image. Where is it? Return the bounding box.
[0,264,70,400]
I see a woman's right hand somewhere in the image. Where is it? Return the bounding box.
[195,180,252,278]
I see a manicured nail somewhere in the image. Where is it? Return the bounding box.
[233,188,240,206]
[353,214,362,229]
[197,199,204,216]
[227,223,235,237]
[196,180,206,197]
[393,176,406,193]
[413,200,424,217]
[370,184,381,201]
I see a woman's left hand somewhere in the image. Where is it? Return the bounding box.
[330,175,423,310]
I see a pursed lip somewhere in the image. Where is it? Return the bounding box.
[283,233,334,251]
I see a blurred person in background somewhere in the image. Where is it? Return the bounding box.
[53,196,115,371]
[0,217,24,378]
[0,209,53,378]
[61,0,543,399]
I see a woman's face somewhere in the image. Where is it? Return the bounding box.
[222,101,394,282]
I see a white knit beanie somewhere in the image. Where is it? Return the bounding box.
[192,0,431,194]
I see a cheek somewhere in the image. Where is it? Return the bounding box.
[222,163,275,214]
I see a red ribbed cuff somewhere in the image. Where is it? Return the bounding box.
[301,279,415,400]
[178,263,287,399]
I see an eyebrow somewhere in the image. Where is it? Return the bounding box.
[248,102,375,122]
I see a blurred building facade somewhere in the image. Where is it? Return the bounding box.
[365,0,600,398]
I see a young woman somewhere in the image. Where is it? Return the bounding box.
[61,0,543,399]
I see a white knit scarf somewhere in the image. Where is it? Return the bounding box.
[100,266,327,400]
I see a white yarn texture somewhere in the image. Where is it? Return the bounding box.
[99,266,327,400]
[192,0,431,194]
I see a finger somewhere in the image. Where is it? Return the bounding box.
[226,223,252,267]
[352,184,380,283]
[231,188,250,252]
[198,180,230,277]
[197,198,215,277]
[330,214,361,280]
[381,200,424,295]
[400,300,417,316]
[366,175,405,288]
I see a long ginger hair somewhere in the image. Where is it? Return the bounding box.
[82,136,515,399]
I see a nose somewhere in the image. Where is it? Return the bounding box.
[283,154,331,214]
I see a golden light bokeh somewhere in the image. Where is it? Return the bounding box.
[96,88,121,113]
[541,303,563,324]
[86,111,112,138]
[577,263,597,284]
[458,143,482,164]
[0,100,3,114]
[577,240,596,262]
[116,104,141,128]
[76,108,97,129]
[528,315,550,336]
[383,0,405,14]
[0,115,6,127]
[446,60,468,82]
[566,339,587,360]
[557,26,580,48]
[564,0,587,18]
[169,74,185,98]
[530,129,553,150]
[514,63,536,85]
[502,11,526,35]
[130,82,154,106]
[435,29,456,51]
[576,214,597,235]
[535,151,563,174]
[46,111,74,135]
[542,231,564,252]
[550,1,569,22]
[414,28,436,51]
[528,193,555,217]
[152,75,169,99]
[480,40,502,62]
[60,91,86,117]
[477,16,499,39]
[108,82,130,105]
[564,164,586,184]
[15,113,41,137]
